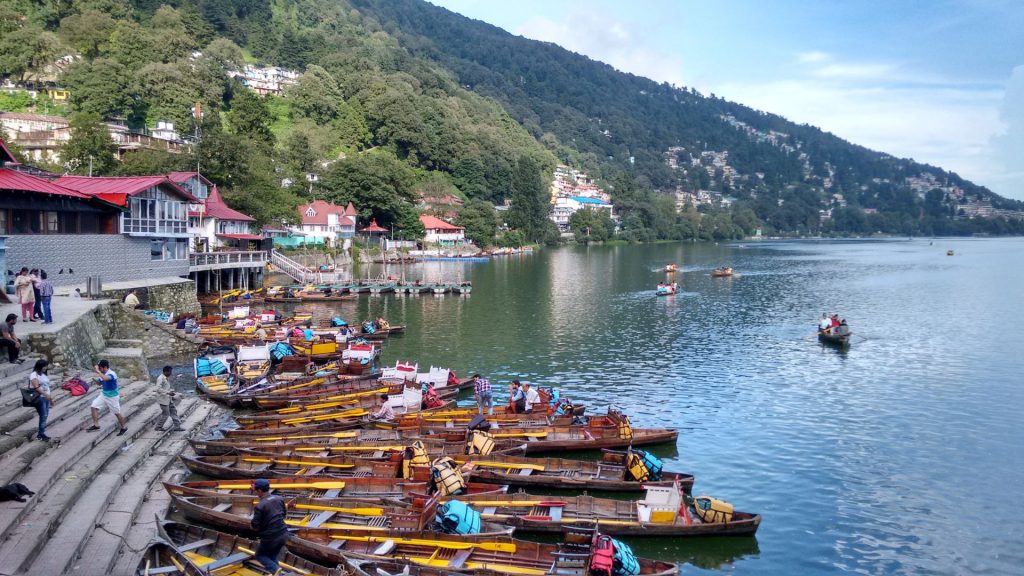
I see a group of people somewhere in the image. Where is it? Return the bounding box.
[13,267,56,324]
[23,359,185,443]
[818,313,850,335]
[472,374,541,415]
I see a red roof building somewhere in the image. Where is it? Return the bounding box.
[55,175,195,237]
[360,218,387,234]
[419,214,465,246]
[293,200,356,247]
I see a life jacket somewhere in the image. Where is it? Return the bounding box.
[589,535,615,576]
[435,500,481,535]
[617,415,633,440]
[639,450,663,480]
[402,441,430,479]
[625,451,650,482]
[270,342,294,360]
[331,316,346,327]
[429,457,466,496]
[611,537,640,576]
[446,371,459,387]
[465,430,495,456]
[207,359,228,376]
[693,496,734,523]
[422,387,443,409]
[362,322,376,334]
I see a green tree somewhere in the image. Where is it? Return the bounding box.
[105,20,157,72]
[58,10,116,60]
[319,153,417,232]
[63,58,136,118]
[288,65,343,124]
[569,207,615,242]
[137,62,199,131]
[115,148,187,176]
[149,5,194,63]
[0,26,63,82]
[228,89,275,148]
[507,155,550,242]
[453,156,488,198]
[456,198,499,246]
[203,37,245,70]
[61,112,116,175]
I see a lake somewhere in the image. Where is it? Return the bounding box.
[259,238,1024,574]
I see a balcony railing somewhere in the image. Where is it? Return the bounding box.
[189,250,267,270]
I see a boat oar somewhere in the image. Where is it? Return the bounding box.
[214,480,348,490]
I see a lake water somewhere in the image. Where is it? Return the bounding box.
[259,238,1024,574]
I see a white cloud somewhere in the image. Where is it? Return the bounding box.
[514,12,687,87]
[987,65,1024,199]
[797,51,831,64]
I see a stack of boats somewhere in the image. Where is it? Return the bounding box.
[140,327,761,575]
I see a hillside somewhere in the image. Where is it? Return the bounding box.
[1,0,1021,239]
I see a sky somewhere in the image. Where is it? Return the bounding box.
[430,0,1024,200]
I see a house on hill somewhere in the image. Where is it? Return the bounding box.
[419,214,465,246]
[291,200,357,248]
[170,172,259,251]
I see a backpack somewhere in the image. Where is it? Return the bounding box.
[61,377,90,397]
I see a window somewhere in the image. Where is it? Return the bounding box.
[123,187,188,235]
[0,210,7,234]
[306,208,316,217]
[46,211,59,233]
[151,239,164,260]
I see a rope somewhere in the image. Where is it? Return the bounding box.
[93,522,149,554]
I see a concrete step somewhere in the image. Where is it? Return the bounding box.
[27,398,211,576]
[0,366,80,420]
[66,400,219,576]
[0,359,42,400]
[0,386,159,549]
[0,380,152,479]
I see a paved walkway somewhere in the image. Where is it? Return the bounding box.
[0,296,110,337]
[51,275,192,296]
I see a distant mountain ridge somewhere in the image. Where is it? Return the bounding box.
[352,0,1023,235]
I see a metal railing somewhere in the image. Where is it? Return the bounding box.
[189,250,267,270]
[270,250,313,282]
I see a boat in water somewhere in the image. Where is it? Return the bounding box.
[710,266,734,277]
[656,282,678,296]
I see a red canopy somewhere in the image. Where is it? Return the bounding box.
[360,218,387,233]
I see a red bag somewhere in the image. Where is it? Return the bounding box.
[61,377,90,396]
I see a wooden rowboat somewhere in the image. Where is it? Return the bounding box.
[408,451,694,493]
[817,329,851,348]
[450,482,760,537]
[164,478,507,501]
[285,526,678,576]
[170,492,510,534]
[421,426,678,454]
[710,267,734,277]
[178,453,400,479]
[190,429,409,456]
[141,521,341,576]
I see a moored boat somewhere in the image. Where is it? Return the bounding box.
[449,480,760,537]
[164,477,507,501]
[178,452,400,479]
[145,521,341,576]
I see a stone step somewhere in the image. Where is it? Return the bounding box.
[0,359,42,398]
[0,386,158,547]
[96,347,148,383]
[26,398,210,576]
[0,380,152,478]
[0,367,81,420]
[67,400,219,576]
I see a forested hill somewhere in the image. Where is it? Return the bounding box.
[2,0,1021,240]
[352,0,1024,236]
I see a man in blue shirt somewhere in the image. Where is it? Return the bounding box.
[86,359,128,436]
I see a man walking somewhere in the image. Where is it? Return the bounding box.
[250,478,289,573]
[154,365,183,432]
[0,314,23,364]
[86,360,128,435]
[472,374,493,415]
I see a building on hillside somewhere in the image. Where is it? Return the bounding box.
[417,193,464,221]
[169,172,259,251]
[292,200,357,249]
[550,196,614,232]
[0,112,184,164]
[419,215,465,246]
[0,140,194,287]
[230,65,299,97]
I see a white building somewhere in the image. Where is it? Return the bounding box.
[170,172,259,251]
[419,214,465,246]
[550,196,614,231]
[294,200,357,248]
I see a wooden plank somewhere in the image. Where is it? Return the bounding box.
[372,540,396,555]
[176,538,215,553]
[201,552,251,571]
[212,503,232,513]
[307,510,337,528]
[450,549,472,569]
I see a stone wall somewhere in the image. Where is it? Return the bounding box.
[5,234,189,288]
[25,302,202,373]
[101,278,201,316]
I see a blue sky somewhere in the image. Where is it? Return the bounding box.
[431,0,1024,199]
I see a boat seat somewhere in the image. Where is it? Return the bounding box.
[327,539,347,550]
[550,506,563,522]
[518,468,533,476]
[323,489,342,498]
[482,507,497,515]
[250,463,271,472]
[449,550,472,569]
[221,460,236,467]
[176,538,216,552]
[307,510,337,528]
[212,503,233,512]
[372,539,396,555]
[201,552,251,571]
[306,466,325,475]
[146,567,182,574]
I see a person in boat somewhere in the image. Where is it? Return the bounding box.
[376,317,390,331]
[830,314,840,328]
[250,478,289,573]
[334,328,349,344]
[254,323,268,343]
[472,374,493,415]
[835,320,850,336]
[446,370,459,388]
[509,380,526,413]
[372,393,395,420]
[819,313,832,333]
[302,322,314,341]
[522,382,541,413]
